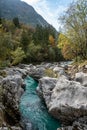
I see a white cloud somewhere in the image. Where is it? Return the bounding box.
[33,0,67,30]
[21,0,41,5]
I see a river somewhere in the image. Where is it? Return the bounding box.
[19,77,61,130]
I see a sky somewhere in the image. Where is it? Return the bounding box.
[21,0,73,30]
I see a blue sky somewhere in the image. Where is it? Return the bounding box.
[21,0,73,30]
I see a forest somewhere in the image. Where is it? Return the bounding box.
[0,17,64,67]
[0,0,87,67]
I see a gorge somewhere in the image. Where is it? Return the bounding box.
[19,76,61,130]
[0,63,87,130]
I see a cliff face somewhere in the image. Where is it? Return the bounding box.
[0,0,49,27]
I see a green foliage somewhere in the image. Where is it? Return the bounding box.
[59,0,87,60]
[48,47,56,61]
[21,30,30,52]
[33,25,56,46]
[0,32,13,62]
[11,47,26,65]
[0,18,64,66]
[26,42,42,62]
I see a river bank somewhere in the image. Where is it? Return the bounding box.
[0,62,87,130]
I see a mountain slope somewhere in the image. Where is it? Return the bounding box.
[0,0,49,27]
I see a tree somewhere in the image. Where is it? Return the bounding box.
[13,17,20,28]
[49,35,55,46]
[11,47,25,65]
[58,33,75,59]
[0,18,2,24]
[60,0,87,60]
[21,30,30,52]
[0,32,13,61]
[26,42,42,62]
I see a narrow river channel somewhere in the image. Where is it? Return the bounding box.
[19,77,61,130]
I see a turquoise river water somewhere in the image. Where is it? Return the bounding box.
[19,77,61,130]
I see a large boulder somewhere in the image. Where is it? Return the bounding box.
[75,72,87,87]
[29,66,45,80]
[5,67,28,78]
[37,77,58,106]
[57,116,87,130]
[53,67,65,76]
[38,76,87,125]
[49,77,87,125]
[1,75,25,125]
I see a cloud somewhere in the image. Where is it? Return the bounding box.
[33,0,67,30]
[21,0,70,30]
[21,0,41,5]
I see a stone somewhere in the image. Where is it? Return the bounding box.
[38,75,87,125]
[75,72,87,87]
[53,67,65,76]
[57,116,87,130]
[5,67,27,78]
[0,126,22,130]
[37,77,58,107]
[49,77,87,125]
[29,67,45,80]
[1,75,25,125]
[85,65,87,69]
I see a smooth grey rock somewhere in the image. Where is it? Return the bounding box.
[48,77,87,124]
[37,77,58,107]
[29,67,45,80]
[5,67,27,78]
[38,75,87,125]
[53,67,65,76]
[75,72,87,87]
[85,65,87,69]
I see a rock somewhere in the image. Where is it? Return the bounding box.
[37,77,58,107]
[57,116,87,130]
[53,67,66,76]
[29,67,45,80]
[0,126,22,130]
[5,67,27,78]
[0,76,3,102]
[10,126,22,130]
[1,75,25,125]
[0,106,5,127]
[48,77,87,125]
[85,65,87,69]
[38,75,87,125]
[75,72,87,87]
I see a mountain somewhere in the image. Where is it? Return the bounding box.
[0,0,49,27]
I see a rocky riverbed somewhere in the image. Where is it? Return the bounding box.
[0,62,87,130]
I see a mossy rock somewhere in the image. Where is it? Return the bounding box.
[0,70,7,77]
[45,69,58,78]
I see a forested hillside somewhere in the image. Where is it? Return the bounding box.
[0,18,63,67]
[0,0,87,67]
[0,0,49,27]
